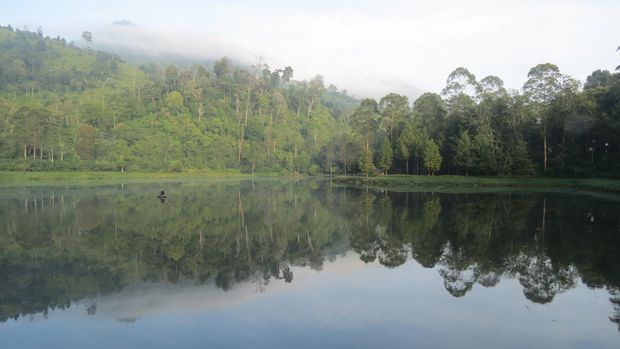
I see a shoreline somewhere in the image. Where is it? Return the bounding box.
[333,175,620,199]
[0,170,282,187]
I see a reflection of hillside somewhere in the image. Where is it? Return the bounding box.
[0,181,619,329]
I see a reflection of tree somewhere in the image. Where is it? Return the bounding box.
[408,196,444,268]
[611,290,620,331]
[475,270,500,288]
[516,255,577,304]
[86,303,97,315]
[438,247,477,297]
[350,192,380,263]
[0,181,351,322]
[1,182,620,330]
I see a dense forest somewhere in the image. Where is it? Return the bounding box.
[0,26,356,173]
[0,26,619,177]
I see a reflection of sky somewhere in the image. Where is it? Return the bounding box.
[1,254,618,349]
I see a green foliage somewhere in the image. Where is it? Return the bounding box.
[0,26,354,173]
[454,131,474,175]
[164,91,184,115]
[0,26,619,178]
[424,140,442,175]
[359,147,375,177]
[376,137,393,174]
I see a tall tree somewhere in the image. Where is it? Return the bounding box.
[81,31,92,47]
[454,131,475,175]
[350,99,379,149]
[424,140,442,176]
[523,63,579,174]
[395,122,415,174]
[359,147,375,177]
[379,93,409,142]
[376,137,393,175]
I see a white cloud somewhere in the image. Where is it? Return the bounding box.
[2,0,619,101]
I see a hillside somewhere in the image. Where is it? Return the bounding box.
[0,26,358,173]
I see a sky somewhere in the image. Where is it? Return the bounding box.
[1,0,618,101]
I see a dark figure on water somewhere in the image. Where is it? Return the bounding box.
[157,190,166,203]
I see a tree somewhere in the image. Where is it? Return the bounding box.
[424,140,441,175]
[454,131,475,175]
[395,122,415,174]
[164,91,184,116]
[359,147,375,177]
[350,99,379,149]
[81,31,92,46]
[441,67,480,101]
[307,75,326,119]
[379,93,409,141]
[584,70,613,89]
[523,63,579,174]
[479,75,506,97]
[213,57,231,82]
[376,138,393,175]
[164,65,179,92]
[76,124,97,160]
[412,93,447,143]
[282,66,294,83]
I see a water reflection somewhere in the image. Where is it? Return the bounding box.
[0,180,619,332]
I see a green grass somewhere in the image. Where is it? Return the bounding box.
[334,174,620,197]
[0,170,280,187]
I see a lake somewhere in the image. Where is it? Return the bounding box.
[0,179,619,348]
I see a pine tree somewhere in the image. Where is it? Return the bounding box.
[359,147,375,177]
[376,138,393,175]
[454,131,474,176]
[423,140,442,176]
[396,122,415,174]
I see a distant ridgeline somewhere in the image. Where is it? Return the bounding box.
[0,181,619,328]
[0,25,619,176]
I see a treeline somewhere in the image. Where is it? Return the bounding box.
[0,26,356,173]
[1,25,619,177]
[343,65,620,177]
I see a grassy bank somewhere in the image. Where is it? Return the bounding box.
[334,175,620,194]
[0,170,279,187]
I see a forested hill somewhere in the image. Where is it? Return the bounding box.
[0,25,619,177]
[0,26,357,173]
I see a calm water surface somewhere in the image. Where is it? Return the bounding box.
[0,179,619,348]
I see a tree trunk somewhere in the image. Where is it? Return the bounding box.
[307,97,314,119]
[267,109,273,159]
[541,197,546,241]
[543,125,548,174]
[244,86,251,127]
[237,125,245,164]
[406,158,409,175]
